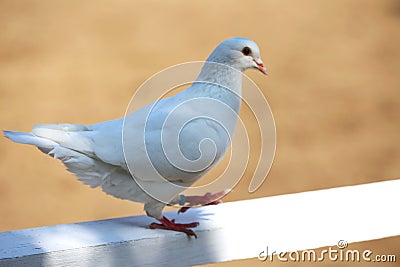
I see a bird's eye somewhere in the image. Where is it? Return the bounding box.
[241,46,251,56]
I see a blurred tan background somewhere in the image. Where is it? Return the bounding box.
[0,0,399,266]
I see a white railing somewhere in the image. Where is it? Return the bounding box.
[1,179,399,266]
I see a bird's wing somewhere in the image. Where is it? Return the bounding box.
[119,97,232,185]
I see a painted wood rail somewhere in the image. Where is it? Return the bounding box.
[1,179,399,266]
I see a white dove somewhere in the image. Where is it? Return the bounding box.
[4,37,267,238]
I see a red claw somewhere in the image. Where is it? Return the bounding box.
[177,190,227,214]
[148,216,199,238]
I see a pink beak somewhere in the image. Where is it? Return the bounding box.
[254,59,268,75]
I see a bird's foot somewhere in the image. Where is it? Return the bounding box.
[178,200,221,214]
[178,190,229,214]
[148,216,199,238]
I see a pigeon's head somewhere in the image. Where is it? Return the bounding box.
[207,37,267,75]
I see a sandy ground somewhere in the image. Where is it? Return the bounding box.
[0,0,399,266]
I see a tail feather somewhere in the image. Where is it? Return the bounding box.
[4,130,59,149]
[4,127,119,191]
[33,123,88,132]
[4,125,150,204]
[32,127,93,156]
[4,123,93,156]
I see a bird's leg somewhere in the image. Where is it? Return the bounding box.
[148,216,199,238]
[178,190,229,214]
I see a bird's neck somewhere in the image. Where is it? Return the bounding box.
[185,62,243,113]
[195,62,243,96]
